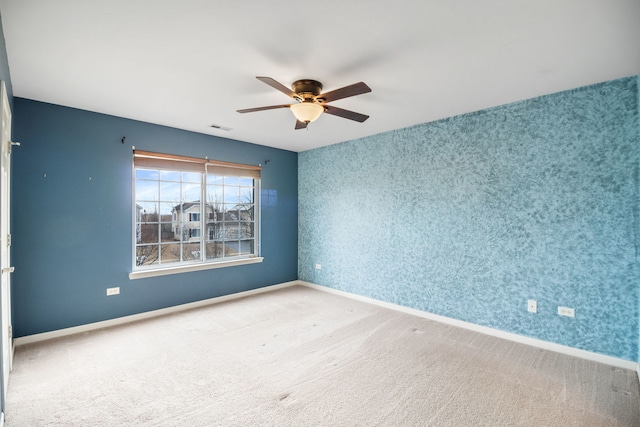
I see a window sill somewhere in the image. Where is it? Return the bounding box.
[129,257,264,280]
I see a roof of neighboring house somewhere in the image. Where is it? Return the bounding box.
[172,202,200,212]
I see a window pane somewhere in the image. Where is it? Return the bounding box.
[238,208,253,221]
[224,176,239,186]
[217,224,228,241]
[138,224,159,244]
[140,210,159,223]
[160,244,181,264]
[227,220,246,240]
[206,241,224,259]
[204,204,215,221]
[182,171,201,183]
[206,185,224,204]
[239,177,253,187]
[240,222,254,239]
[159,182,181,202]
[206,222,223,241]
[182,183,201,201]
[224,241,242,257]
[136,169,159,180]
[136,202,158,221]
[159,170,181,181]
[207,175,223,185]
[210,209,223,223]
[240,187,253,203]
[238,240,254,256]
[183,243,201,261]
[224,188,240,204]
[160,202,176,218]
[136,180,158,201]
[173,223,188,242]
[223,205,238,220]
[160,223,174,242]
[136,245,159,266]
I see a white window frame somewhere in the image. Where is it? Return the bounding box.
[129,149,263,280]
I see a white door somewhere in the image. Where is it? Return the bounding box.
[0,80,13,405]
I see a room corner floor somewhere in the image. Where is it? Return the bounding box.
[5,285,640,426]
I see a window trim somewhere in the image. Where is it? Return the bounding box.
[128,256,264,280]
[131,149,262,278]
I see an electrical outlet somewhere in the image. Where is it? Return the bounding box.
[315,264,322,270]
[558,306,575,317]
[106,287,120,296]
[527,299,537,313]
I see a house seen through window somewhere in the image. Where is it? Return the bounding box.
[133,150,261,271]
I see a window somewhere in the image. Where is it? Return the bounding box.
[132,150,261,277]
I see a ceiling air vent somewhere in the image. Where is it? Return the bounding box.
[209,124,232,131]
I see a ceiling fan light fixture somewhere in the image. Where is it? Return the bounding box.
[290,102,324,124]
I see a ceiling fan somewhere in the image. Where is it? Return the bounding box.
[237,77,372,129]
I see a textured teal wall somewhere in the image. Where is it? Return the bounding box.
[299,77,639,361]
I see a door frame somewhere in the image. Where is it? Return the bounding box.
[0,79,13,419]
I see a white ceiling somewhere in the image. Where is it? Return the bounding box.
[1,1,638,153]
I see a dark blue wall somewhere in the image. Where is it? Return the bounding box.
[11,98,298,337]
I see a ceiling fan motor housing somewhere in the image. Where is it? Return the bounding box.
[292,79,323,100]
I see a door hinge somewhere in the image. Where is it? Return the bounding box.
[6,233,10,247]
[8,325,11,340]
[7,140,19,154]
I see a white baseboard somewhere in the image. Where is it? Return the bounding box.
[298,281,640,374]
[13,279,640,380]
[13,281,299,347]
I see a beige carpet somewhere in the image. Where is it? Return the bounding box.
[5,285,640,426]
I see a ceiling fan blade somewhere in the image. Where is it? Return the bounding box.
[323,105,369,122]
[317,82,371,103]
[295,120,308,130]
[237,104,291,113]
[256,76,296,98]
